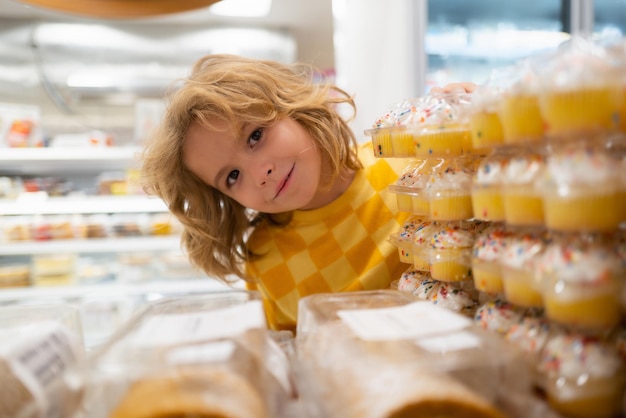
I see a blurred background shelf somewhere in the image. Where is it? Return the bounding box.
[1,236,181,255]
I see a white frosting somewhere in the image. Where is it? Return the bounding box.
[540,333,623,379]
[544,147,619,186]
[429,223,475,249]
[505,317,551,355]
[430,283,477,314]
[474,299,522,335]
[536,240,621,284]
[427,163,474,192]
[397,268,432,293]
[539,36,621,90]
[501,233,545,269]
[472,227,509,261]
[503,153,545,185]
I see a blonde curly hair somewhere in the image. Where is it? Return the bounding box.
[141,54,361,284]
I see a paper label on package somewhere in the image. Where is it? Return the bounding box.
[132,300,266,347]
[337,301,471,341]
[0,321,80,418]
[166,340,236,365]
[415,330,481,352]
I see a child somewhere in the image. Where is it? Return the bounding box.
[141,54,474,332]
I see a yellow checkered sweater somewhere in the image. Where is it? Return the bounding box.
[246,142,411,331]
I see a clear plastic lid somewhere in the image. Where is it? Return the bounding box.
[296,290,531,418]
[85,291,290,418]
[0,304,86,418]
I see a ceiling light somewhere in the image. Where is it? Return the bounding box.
[209,0,271,17]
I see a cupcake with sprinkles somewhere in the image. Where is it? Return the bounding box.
[427,221,477,282]
[471,148,513,222]
[501,146,546,227]
[536,139,624,232]
[505,315,552,389]
[474,298,524,336]
[536,233,623,332]
[500,228,547,309]
[396,267,434,295]
[411,220,437,271]
[426,156,475,221]
[430,281,479,317]
[389,159,442,215]
[537,36,622,138]
[413,92,474,157]
[538,330,626,418]
[388,215,428,264]
[365,98,422,158]
[471,223,511,295]
[468,79,505,150]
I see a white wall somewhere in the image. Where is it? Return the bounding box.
[332,0,426,142]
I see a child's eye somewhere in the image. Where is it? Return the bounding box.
[226,170,240,187]
[248,128,263,147]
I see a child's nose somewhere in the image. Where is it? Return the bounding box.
[258,165,273,186]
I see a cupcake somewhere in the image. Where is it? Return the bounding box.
[496,61,545,144]
[389,159,441,215]
[471,148,513,222]
[501,146,546,226]
[429,282,479,317]
[396,267,433,295]
[427,221,476,282]
[471,224,510,295]
[413,92,474,157]
[504,316,551,389]
[366,99,417,158]
[536,140,623,232]
[537,36,622,138]
[389,215,426,264]
[474,298,523,336]
[411,220,436,271]
[468,81,505,150]
[426,157,475,221]
[538,331,626,418]
[536,234,623,332]
[500,229,546,308]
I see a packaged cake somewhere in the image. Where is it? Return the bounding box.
[0,304,86,418]
[84,291,293,418]
[296,290,533,418]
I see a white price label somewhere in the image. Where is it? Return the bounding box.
[132,300,266,347]
[337,302,471,341]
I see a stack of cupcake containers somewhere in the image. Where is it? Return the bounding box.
[367,35,626,418]
[366,91,485,318]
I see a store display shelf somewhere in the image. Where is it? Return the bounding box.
[0,195,168,215]
[1,236,182,255]
[0,277,234,303]
[0,147,142,174]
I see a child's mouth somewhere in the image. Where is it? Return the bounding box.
[275,164,294,199]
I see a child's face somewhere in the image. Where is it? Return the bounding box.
[183,117,323,213]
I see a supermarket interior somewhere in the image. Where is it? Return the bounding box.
[1,0,626,417]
